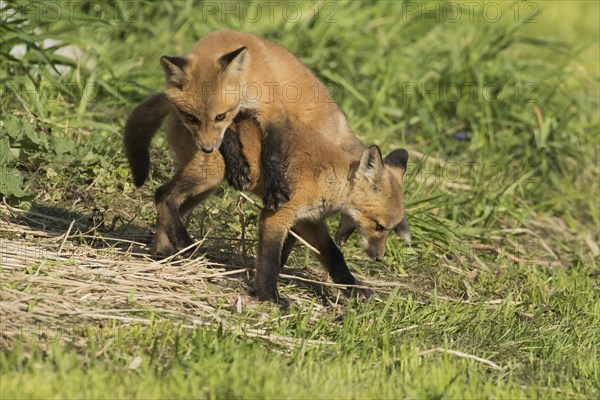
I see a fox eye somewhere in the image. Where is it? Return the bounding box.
[375,223,385,233]
[186,113,199,123]
[215,113,226,121]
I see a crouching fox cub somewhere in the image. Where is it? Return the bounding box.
[124,93,410,303]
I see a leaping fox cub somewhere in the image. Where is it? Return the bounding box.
[125,30,364,211]
[124,92,410,303]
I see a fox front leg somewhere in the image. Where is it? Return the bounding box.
[296,221,372,300]
[219,126,251,191]
[154,150,225,257]
[260,121,292,210]
[154,183,193,257]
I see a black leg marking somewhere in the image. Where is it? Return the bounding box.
[165,201,194,251]
[261,122,292,210]
[219,127,251,191]
[322,236,372,299]
[256,238,283,302]
[154,185,167,204]
[321,237,356,285]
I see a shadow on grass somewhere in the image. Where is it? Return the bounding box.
[4,201,152,253]
[2,201,342,305]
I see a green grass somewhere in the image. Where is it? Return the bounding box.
[1,0,599,398]
[2,286,599,398]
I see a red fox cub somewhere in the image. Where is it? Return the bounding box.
[152,30,364,210]
[124,93,410,303]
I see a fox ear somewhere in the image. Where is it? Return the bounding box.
[384,148,409,176]
[358,145,384,184]
[160,56,189,89]
[394,216,411,244]
[219,46,248,79]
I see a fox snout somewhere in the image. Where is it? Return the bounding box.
[365,235,387,261]
[366,246,385,262]
[192,133,222,154]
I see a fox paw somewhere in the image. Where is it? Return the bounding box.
[156,236,198,259]
[226,158,252,191]
[155,242,176,259]
[254,288,289,310]
[345,286,373,301]
[263,181,292,210]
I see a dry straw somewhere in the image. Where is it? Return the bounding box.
[0,202,374,351]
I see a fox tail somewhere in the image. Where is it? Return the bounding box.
[123,93,171,187]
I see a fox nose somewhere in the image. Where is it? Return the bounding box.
[367,248,385,261]
[201,146,214,153]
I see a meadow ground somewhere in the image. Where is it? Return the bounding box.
[0,1,598,398]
